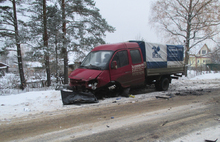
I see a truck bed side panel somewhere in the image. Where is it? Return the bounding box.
[144,42,184,76]
[145,42,168,69]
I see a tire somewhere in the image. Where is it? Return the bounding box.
[155,77,169,91]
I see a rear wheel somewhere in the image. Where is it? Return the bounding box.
[155,77,169,91]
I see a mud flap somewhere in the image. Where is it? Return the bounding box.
[61,89,99,105]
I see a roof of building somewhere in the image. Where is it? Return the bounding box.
[189,44,211,55]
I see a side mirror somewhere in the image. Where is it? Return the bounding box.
[111,61,118,69]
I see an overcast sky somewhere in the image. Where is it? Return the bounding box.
[95,0,161,44]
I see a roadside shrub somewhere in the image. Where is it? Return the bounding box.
[0,73,20,95]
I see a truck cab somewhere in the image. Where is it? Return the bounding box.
[68,42,145,97]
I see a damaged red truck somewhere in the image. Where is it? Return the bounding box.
[61,41,185,104]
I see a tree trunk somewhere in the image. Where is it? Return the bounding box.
[12,0,26,90]
[55,35,58,83]
[184,0,193,77]
[43,0,51,86]
[62,0,69,84]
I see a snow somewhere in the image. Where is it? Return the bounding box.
[0,90,63,120]
[26,61,42,68]
[190,73,220,80]
[172,125,220,142]
[0,72,220,140]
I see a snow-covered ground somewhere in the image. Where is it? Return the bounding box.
[0,72,220,141]
[0,72,219,121]
[172,125,220,142]
[0,72,220,120]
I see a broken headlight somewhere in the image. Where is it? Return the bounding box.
[88,80,98,90]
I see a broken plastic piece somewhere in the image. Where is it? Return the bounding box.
[61,90,98,105]
[156,96,169,100]
[205,139,218,142]
[129,95,135,98]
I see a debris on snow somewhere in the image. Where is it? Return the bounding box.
[162,120,168,126]
[205,138,218,142]
[156,96,170,100]
[23,108,31,112]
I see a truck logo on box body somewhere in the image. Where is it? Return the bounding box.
[152,46,161,58]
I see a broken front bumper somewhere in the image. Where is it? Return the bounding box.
[61,89,98,105]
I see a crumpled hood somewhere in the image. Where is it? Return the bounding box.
[69,68,102,81]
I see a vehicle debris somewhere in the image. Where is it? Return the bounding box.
[61,90,98,105]
[55,84,69,90]
[156,96,170,100]
[162,120,168,126]
[205,138,218,142]
[166,93,175,98]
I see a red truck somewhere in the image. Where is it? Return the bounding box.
[61,41,185,104]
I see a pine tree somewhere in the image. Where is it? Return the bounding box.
[47,4,62,83]
[0,0,26,89]
[59,0,115,84]
[26,0,54,86]
[42,0,51,86]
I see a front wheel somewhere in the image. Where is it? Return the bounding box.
[155,77,169,91]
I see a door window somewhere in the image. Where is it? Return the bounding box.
[130,49,142,64]
[111,50,129,68]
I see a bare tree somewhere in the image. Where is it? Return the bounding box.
[211,46,220,63]
[150,0,220,75]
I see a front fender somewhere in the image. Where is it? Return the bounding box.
[96,70,111,88]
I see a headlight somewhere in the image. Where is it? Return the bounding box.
[88,80,98,90]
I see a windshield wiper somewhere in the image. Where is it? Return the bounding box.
[80,65,87,69]
[88,64,102,70]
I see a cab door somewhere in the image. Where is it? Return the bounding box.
[109,50,132,88]
[128,48,145,86]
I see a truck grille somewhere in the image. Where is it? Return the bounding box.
[70,79,86,86]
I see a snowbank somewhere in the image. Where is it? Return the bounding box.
[190,72,220,80]
[0,90,63,120]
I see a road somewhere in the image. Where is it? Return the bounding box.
[1,88,220,142]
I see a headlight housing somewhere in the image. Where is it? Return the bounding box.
[88,79,98,90]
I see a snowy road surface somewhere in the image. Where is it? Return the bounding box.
[0,72,220,141]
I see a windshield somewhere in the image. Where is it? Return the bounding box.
[81,51,113,70]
